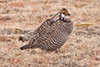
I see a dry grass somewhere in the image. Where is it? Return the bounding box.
[0,0,100,67]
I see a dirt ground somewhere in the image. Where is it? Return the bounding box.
[0,0,100,67]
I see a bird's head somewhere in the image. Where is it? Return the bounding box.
[49,8,70,25]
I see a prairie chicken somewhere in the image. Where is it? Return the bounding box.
[20,8,73,51]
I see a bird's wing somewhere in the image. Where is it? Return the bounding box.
[26,19,54,48]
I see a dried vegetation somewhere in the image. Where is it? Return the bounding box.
[0,0,100,67]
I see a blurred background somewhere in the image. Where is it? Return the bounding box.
[0,0,100,67]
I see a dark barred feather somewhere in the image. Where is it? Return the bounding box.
[20,19,73,51]
[20,8,73,51]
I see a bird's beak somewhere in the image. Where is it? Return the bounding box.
[49,13,70,26]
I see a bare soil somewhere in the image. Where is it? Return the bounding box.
[0,0,100,67]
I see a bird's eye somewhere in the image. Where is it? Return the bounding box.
[62,13,66,14]
[62,10,67,14]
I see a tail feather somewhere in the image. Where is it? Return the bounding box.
[20,43,30,50]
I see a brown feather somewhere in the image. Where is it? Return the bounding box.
[20,8,73,51]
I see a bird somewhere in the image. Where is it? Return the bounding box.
[19,8,73,51]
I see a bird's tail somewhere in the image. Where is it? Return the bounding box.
[19,36,28,42]
[20,43,30,50]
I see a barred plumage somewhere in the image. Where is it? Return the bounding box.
[19,8,73,51]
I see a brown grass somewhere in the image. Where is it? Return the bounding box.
[0,0,100,67]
